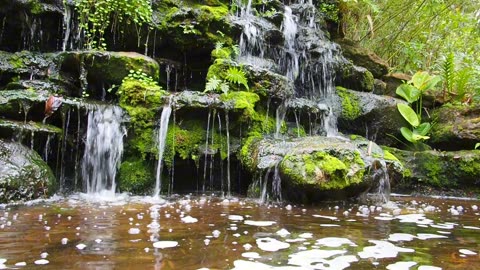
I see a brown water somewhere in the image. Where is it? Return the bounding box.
[0,194,479,270]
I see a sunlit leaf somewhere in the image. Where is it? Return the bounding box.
[397,103,419,127]
[396,84,421,103]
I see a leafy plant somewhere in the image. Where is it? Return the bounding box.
[225,67,249,90]
[73,0,153,50]
[395,71,440,144]
[475,143,480,150]
[204,67,249,94]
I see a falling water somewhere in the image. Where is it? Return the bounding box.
[275,101,288,138]
[62,4,72,51]
[81,105,126,195]
[370,160,391,204]
[154,100,173,197]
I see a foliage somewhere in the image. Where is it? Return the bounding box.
[204,67,248,94]
[73,0,153,50]
[340,0,480,102]
[395,71,441,144]
[440,52,476,103]
[476,143,480,150]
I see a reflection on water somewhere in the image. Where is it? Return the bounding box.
[0,194,479,269]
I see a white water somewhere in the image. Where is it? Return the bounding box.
[154,101,173,197]
[81,105,126,195]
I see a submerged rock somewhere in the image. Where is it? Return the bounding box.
[0,140,56,203]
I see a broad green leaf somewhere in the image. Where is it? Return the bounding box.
[396,84,421,103]
[411,71,441,92]
[475,143,480,150]
[397,103,419,127]
[412,133,430,141]
[400,127,415,143]
[414,122,431,136]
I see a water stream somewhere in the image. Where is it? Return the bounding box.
[154,100,173,197]
[81,105,126,196]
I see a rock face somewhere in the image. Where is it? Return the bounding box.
[429,104,480,150]
[386,147,480,194]
[336,87,407,145]
[0,140,56,203]
[241,136,402,202]
[336,39,389,78]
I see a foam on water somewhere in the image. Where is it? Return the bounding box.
[256,237,290,252]
[244,220,276,226]
[153,241,178,249]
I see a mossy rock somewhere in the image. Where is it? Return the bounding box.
[119,159,153,194]
[280,150,365,190]
[336,39,389,78]
[0,139,56,203]
[336,63,374,92]
[429,103,480,150]
[57,51,160,86]
[385,147,480,193]
[117,78,165,157]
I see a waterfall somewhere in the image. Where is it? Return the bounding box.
[371,160,391,204]
[81,105,126,195]
[62,4,72,51]
[234,0,345,137]
[154,100,173,197]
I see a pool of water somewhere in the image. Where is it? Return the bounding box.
[0,194,479,269]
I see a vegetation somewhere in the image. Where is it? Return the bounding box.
[340,0,480,102]
[73,0,153,50]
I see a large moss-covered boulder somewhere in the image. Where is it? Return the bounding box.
[429,103,480,150]
[335,87,407,146]
[0,140,56,203]
[241,136,402,201]
[337,39,389,78]
[385,147,480,195]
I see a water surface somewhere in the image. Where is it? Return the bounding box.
[0,194,479,269]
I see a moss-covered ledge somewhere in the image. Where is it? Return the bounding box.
[385,147,480,196]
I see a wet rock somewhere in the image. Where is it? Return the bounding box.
[241,136,402,201]
[336,64,374,92]
[335,87,407,145]
[385,147,480,193]
[383,73,411,97]
[373,79,387,95]
[337,39,389,78]
[429,104,480,150]
[0,139,56,203]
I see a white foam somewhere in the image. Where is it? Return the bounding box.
[181,216,198,223]
[76,243,87,250]
[289,250,357,270]
[128,228,141,234]
[459,249,477,255]
[388,233,416,242]
[276,229,290,237]
[312,214,338,220]
[298,233,313,238]
[34,259,49,265]
[242,252,261,259]
[256,237,290,252]
[153,241,178,249]
[386,261,417,270]
[228,215,244,221]
[418,266,442,270]
[417,233,448,240]
[358,240,414,259]
[244,220,276,227]
[14,262,27,266]
[316,237,357,247]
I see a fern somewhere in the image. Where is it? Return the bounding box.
[219,82,230,95]
[231,45,240,59]
[225,67,249,90]
[205,76,222,93]
[442,52,455,99]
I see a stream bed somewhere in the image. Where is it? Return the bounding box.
[0,194,479,269]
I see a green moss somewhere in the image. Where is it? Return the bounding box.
[291,126,307,137]
[383,150,400,162]
[239,134,262,171]
[117,78,165,157]
[280,150,365,190]
[119,160,153,194]
[336,86,361,120]
[221,91,259,117]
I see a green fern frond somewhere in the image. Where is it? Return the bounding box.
[442,52,455,94]
[225,67,249,90]
[205,76,222,93]
[219,82,230,95]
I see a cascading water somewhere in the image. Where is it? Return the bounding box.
[154,100,173,197]
[81,105,126,195]
[370,160,391,204]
